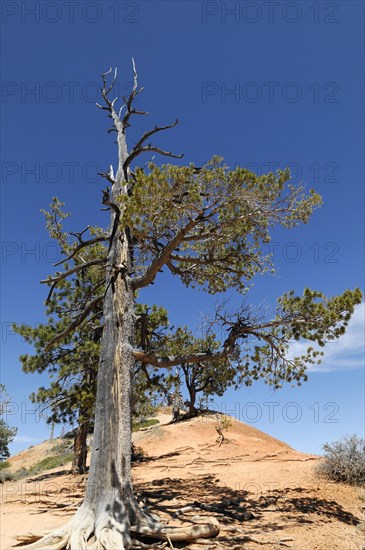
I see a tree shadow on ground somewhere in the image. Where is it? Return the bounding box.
[135,450,191,464]
[270,487,360,525]
[134,475,361,547]
[26,469,72,483]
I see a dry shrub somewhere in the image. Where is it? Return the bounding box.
[315,435,365,486]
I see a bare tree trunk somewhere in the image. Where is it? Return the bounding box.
[66,118,140,547]
[71,421,88,475]
[18,67,220,549]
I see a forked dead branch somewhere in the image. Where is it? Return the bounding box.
[17,62,361,549]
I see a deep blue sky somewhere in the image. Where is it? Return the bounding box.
[1,1,364,456]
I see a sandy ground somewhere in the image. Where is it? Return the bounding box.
[1,413,364,549]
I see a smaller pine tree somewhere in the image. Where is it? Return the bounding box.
[0,385,17,460]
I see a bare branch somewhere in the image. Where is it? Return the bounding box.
[99,67,117,110]
[121,59,147,130]
[132,119,179,153]
[131,58,138,92]
[98,165,116,185]
[69,226,91,243]
[124,145,183,172]
[106,67,118,96]
[127,108,149,117]
[96,103,110,111]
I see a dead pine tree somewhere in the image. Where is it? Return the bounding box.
[19,61,362,549]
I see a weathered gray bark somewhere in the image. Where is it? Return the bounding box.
[21,95,140,550]
[67,117,138,548]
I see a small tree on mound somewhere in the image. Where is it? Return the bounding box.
[316,435,365,486]
[18,63,362,549]
[159,327,237,417]
[0,385,17,461]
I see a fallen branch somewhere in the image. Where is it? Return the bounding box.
[130,521,220,542]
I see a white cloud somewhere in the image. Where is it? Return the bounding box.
[287,301,365,373]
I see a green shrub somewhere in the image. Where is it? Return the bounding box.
[50,440,73,455]
[10,452,74,480]
[27,454,74,475]
[221,415,232,431]
[132,418,160,432]
[13,467,29,480]
[0,470,15,482]
[315,435,365,486]
[0,460,11,470]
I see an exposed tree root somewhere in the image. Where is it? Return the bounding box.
[93,509,131,550]
[15,513,220,549]
[131,520,220,542]
[14,523,72,549]
[68,506,95,549]
[15,478,219,549]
